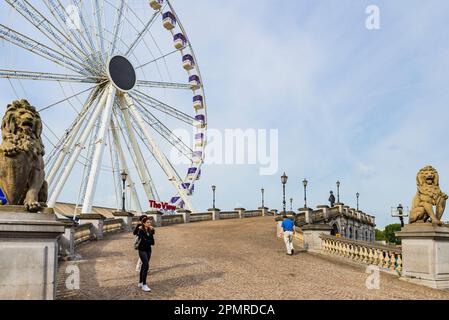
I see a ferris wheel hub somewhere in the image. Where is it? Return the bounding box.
[107,55,137,92]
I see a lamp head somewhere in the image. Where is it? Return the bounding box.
[281,172,288,185]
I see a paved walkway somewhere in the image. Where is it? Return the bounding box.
[57,217,449,300]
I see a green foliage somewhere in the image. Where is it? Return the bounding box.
[383,224,402,245]
[375,229,385,241]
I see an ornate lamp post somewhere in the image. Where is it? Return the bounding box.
[212,185,216,209]
[120,170,128,212]
[281,172,288,215]
[290,198,293,212]
[356,192,360,211]
[336,180,341,203]
[261,188,265,208]
[391,204,409,228]
[303,179,308,209]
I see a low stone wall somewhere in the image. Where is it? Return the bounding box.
[219,211,239,219]
[162,214,184,226]
[244,210,262,218]
[103,219,123,235]
[190,212,213,223]
[74,223,93,246]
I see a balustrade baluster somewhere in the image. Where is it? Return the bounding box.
[389,252,396,270]
[383,251,390,269]
[396,254,402,273]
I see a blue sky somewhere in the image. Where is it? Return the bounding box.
[1,1,449,229]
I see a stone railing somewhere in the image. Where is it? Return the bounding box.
[244,210,262,218]
[320,234,402,274]
[219,211,239,219]
[190,212,213,223]
[103,219,123,235]
[74,223,93,246]
[162,214,184,226]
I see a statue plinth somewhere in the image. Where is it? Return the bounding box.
[0,206,64,300]
[396,223,449,289]
[113,211,134,232]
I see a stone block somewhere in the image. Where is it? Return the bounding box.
[301,224,332,253]
[78,214,106,240]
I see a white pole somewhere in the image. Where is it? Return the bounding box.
[81,85,117,214]
[110,117,143,215]
[118,95,157,202]
[124,93,194,212]
[48,87,110,208]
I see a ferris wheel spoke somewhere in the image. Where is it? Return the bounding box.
[135,79,192,90]
[124,93,194,211]
[92,0,106,57]
[47,86,104,187]
[135,49,178,70]
[124,10,160,57]
[43,0,93,56]
[109,0,127,57]
[0,69,100,84]
[110,116,143,214]
[130,89,196,126]
[48,86,111,208]
[6,0,87,63]
[133,100,193,160]
[71,0,97,53]
[0,24,88,75]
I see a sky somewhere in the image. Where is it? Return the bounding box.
[1,0,449,229]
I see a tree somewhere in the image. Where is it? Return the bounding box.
[383,224,402,245]
[375,229,385,241]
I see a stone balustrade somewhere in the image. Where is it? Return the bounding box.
[219,211,239,219]
[74,223,94,246]
[244,210,263,218]
[103,219,124,235]
[161,214,185,226]
[320,234,402,274]
[190,212,213,223]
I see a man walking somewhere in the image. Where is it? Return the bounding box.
[281,216,295,255]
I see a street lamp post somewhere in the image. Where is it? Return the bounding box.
[281,173,288,215]
[261,188,265,208]
[303,179,308,209]
[356,192,360,211]
[290,198,293,212]
[212,185,216,209]
[120,170,128,212]
[336,180,341,203]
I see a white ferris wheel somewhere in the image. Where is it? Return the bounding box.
[0,0,207,214]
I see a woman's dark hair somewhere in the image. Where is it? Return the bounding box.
[139,215,148,222]
[141,217,151,227]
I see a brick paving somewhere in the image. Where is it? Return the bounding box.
[57,217,449,300]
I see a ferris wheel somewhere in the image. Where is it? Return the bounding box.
[0,0,207,213]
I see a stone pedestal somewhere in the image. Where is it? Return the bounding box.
[57,218,76,260]
[235,208,245,219]
[0,206,65,300]
[113,211,134,232]
[301,224,332,253]
[147,210,163,227]
[208,208,221,221]
[78,214,106,240]
[396,224,449,289]
[259,207,269,217]
[298,208,313,224]
[177,209,191,224]
[317,205,330,222]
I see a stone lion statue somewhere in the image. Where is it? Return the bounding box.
[409,166,448,226]
[0,99,48,212]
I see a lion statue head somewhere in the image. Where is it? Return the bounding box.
[0,99,47,212]
[0,99,44,157]
[409,165,448,225]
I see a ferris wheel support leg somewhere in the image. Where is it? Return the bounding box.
[110,117,143,215]
[124,93,194,212]
[47,87,110,209]
[81,86,117,214]
[47,88,102,187]
[118,95,157,202]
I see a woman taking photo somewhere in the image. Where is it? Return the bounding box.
[136,217,155,292]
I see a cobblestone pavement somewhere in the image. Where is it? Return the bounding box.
[57,217,449,300]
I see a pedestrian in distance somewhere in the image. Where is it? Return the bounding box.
[134,215,148,272]
[280,216,295,255]
[135,217,155,292]
[329,191,336,207]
